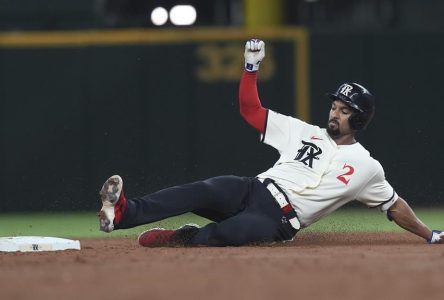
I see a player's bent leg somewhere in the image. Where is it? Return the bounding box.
[138,215,295,247]
[98,175,127,232]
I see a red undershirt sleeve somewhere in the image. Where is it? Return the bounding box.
[238,71,267,133]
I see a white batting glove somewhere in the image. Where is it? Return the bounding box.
[427,230,444,244]
[244,39,265,72]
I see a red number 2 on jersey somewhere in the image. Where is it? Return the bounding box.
[337,164,355,185]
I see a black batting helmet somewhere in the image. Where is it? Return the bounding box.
[327,82,375,130]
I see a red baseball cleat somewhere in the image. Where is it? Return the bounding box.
[138,228,176,247]
[98,175,127,232]
[138,224,200,247]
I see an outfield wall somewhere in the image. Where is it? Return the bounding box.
[0,28,442,211]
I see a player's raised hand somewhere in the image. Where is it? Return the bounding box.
[244,39,265,72]
[428,230,444,244]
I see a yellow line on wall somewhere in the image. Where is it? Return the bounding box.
[295,29,310,122]
[0,27,310,121]
[0,28,304,46]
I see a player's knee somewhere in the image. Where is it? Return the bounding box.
[203,176,249,197]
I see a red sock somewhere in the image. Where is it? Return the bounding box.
[114,190,127,225]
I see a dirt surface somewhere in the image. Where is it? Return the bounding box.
[1,232,443,300]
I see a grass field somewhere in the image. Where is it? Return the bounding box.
[1,208,443,239]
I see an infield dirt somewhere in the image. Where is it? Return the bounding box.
[0,232,442,300]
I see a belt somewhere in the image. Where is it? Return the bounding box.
[263,178,301,230]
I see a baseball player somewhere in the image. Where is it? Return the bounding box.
[98,39,443,247]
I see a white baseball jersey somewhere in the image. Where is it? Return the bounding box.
[257,110,398,228]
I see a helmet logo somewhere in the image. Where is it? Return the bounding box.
[339,84,353,96]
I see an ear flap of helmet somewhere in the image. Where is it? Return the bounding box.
[349,109,375,130]
[349,113,366,130]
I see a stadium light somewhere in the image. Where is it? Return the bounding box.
[169,5,197,26]
[151,7,168,26]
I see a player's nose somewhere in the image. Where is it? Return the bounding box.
[330,109,340,119]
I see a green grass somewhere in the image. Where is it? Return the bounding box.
[0,209,443,239]
[304,208,444,233]
[0,212,210,239]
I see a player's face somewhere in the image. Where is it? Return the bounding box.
[327,100,354,136]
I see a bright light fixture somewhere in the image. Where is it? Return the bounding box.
[151,7,168,26]
[169,5,197,26]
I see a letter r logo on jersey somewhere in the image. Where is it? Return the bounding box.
[340,84,353,96]
[294,141,323,168]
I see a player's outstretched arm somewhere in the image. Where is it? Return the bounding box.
[239,39,267,133]
[388,197,443,244]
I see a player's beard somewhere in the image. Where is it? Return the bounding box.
[327,119,340,136]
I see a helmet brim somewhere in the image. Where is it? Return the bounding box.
[326,93,364,112]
